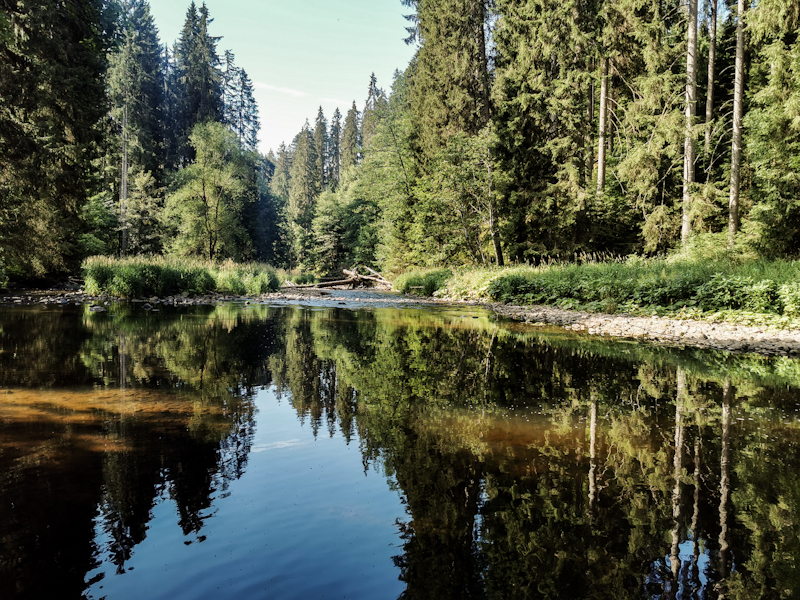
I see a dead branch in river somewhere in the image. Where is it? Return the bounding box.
[281,265,392,290]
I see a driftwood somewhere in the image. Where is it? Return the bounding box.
[281,265,392,290]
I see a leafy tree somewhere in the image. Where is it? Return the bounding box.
[163,121,254,261]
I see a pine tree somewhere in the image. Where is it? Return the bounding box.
[328,108,342,188]
[313,107,328,191]
[341,102,360,171]
[172,1,223,165]
[288,123,319,267]
[728,0,746,240]
[107,0,166,255]
[361,73,383,148]
[493,0,599,257]
[410,0,492,165]
[0,0,108,275]
[742,0,800,254]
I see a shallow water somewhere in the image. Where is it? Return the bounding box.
[1,302,799,599]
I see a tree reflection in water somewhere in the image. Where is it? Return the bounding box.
[1,303,800,599]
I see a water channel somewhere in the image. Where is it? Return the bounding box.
[1,298,799,599]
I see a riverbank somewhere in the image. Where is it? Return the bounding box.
[3,285,800,357]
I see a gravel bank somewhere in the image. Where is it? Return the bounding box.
[488,302,800,356]
[3,287,800,356]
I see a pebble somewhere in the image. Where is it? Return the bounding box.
[488,302,800,356]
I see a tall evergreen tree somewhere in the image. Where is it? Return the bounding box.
[361,73,383,148]
[742,0,800,254]
[107,0,166,255]
[328,108,343,188]
[313,107,328,191]
[341,102,361,171]
[410,0,492,165]
[220,50,260,152]
[108,0,164,181]
[0,0,108,275]
[682,0,700,243]
[288,123,319,267]
[172,1,223,165]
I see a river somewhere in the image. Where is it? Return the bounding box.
[1,298,799,599]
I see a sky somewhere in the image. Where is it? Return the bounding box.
[149,0,417,155]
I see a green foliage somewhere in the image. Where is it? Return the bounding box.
[0,0,107,276]
[394,268,452,296]
[431,256,800,321]
[82,255,278,297]
[163,121,255,262]
[79,192,119,258]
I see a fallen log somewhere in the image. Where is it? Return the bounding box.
[281,265,392,290]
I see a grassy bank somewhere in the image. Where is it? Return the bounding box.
[82,255,281,298]
[395,252,800,328]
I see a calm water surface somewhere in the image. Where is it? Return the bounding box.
[1,301,799,599]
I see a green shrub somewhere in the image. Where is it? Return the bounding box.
[395,268,452,296]
[779,283,800,316]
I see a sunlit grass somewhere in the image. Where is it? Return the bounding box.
[392,239,800,328]
[82,255,280,298]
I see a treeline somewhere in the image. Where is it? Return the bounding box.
[2,0,800,282]
[0,0,280,282]
[274,0,800,275]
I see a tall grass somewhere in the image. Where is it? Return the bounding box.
[82,255,280,298]
[394,268,452,296]
[437,254,800,317]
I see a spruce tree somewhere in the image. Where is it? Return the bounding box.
[341,102,361,171]
[288,123,319,267]
[361,73,382,148]
[313,107,328,191]
[328,108,342,188]
[172,1,223,165]
[0,0,108,275]
[410,0,492,164]
[107,0,166,255]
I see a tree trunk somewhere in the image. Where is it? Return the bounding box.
[704,0,717,161]
[120,102,129,257]
[729,0,745,242]
[596,57,609,197]
[682,0,698,244]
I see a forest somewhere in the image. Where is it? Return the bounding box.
[1,0,799,286]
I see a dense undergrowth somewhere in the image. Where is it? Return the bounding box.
[395,238,800,328]
[82,255,281,298]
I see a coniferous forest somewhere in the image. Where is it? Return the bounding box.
[1,0,800,285]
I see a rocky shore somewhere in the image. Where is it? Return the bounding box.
[487,302,800,356]
[3,286,800,357]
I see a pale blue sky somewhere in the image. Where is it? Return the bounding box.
[149,0,417,155]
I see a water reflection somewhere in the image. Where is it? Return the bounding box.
[1,303,799,599]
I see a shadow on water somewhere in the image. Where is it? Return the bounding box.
[1,302,800,599]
